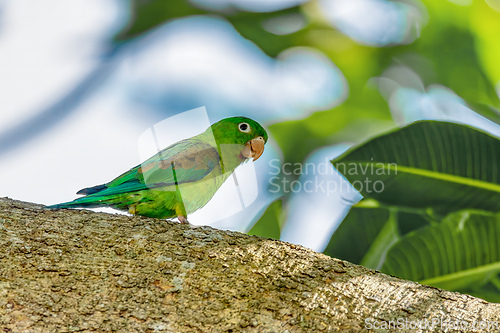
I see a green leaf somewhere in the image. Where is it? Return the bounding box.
[467,289,500,303]
[382,211,500,297]
[465,277,500,303]
[359,208,399,270]
[323,206,430,269]
[247,200,282,239]
[332,121,500,214]
[397,211,431,236]
[323,207,397,267]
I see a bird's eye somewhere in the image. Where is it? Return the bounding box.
[238,122,250,133]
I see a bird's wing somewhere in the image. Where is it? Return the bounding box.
[80,140,220,197]
[139,139,220,186]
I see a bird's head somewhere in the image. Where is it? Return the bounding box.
[210,116,268,161]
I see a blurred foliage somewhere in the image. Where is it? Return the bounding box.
[327,121,500,301]
[116,1,207,41]
[247,199,283,239]
[117,0,500,301]
[118,0,309,57]
[324,207,393,266]
[325,206,433,270]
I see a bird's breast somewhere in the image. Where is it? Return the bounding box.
[176,169,231,213]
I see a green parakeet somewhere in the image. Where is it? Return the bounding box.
[48,117,268,222]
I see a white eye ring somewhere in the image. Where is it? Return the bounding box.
[238,122,251,133]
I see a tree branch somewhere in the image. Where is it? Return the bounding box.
[0,198,498,332]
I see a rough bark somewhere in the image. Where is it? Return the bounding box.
[0,198,499,332]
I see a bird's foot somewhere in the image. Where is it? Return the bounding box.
[177,215,190,224]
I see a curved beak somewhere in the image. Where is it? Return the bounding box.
[242,136,265,161]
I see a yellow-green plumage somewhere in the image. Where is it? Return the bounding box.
[48,117,268,222]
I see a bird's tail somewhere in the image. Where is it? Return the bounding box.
[46,195,108,210]
[76,184,107,195]
[46,183,110,209]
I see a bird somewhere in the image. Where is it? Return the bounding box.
[47,116,268,223]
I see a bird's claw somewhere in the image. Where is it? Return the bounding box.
[177,215,190,224]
